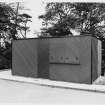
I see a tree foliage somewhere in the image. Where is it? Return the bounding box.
[39,3,105,40]
[0,2,32,69]
[0,2,32,40]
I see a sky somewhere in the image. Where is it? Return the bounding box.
[23,0,46,38]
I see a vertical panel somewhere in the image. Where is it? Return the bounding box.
[91,38,101,83]
[97,40,102,76]
[91,38,98,82]
[37,38,49,79]
[12,39,38,78]
[79,36,92,83]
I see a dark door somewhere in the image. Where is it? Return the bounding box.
[37,39,49,79]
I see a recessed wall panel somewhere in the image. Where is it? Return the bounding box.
[37,39,49,79]
[12,39,38,78]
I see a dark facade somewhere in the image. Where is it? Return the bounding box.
[12,36,101,84]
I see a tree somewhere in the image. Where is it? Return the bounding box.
[8,2,32,39]
[17,13,32,38]
[39,3,105,40]
[0,2,32,41]
[0,2,32,69]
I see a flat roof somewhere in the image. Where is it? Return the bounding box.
[12,34,99,42]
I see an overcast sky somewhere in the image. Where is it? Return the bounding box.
[23,0,46,38]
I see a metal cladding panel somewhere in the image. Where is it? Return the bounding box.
[91,38,101,83]
[12,39,38,78]
[49,38,80,65]
[91,37,98,82]
[37,39,49,79]
[97,40,102,77]
[49,36,92,84]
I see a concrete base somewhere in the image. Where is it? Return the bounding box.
[0,69,105,93]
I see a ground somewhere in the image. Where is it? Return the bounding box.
[0,79,104,104]
[94,76,105,85]
[0,70,104,104]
